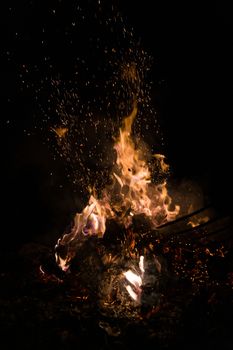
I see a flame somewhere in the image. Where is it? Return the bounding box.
[55,195,114,270]
[55,106,179,271]
[153,154,170,173]
[112,104,179,227]
[52,127,68,138]
[188,216,209,228]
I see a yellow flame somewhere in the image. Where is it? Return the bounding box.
[113,105,179,227]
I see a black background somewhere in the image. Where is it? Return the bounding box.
[0,0,232,248]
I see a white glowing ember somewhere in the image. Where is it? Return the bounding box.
[123,270,143,288]
[123,255,144,302]
[139,255,145,274]
[125,285,139,302]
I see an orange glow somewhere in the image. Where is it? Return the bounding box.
[113,104,179,228]
[55,106,179,271]
[51,127,68,138]
[188,216,209,228]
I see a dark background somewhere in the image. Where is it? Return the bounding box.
[0,0,232,248]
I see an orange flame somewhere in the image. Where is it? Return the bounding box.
[55,106,179,271]
[188,216,209,228]
[112,104,179,228]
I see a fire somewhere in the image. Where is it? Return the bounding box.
[188,216,209,228]
[51,126,68,138]
[112,104,179,227]
[55,105,180,277]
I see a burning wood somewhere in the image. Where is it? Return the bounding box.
[51,103,233,316]
[55,105,179,286]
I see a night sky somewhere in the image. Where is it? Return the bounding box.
[1,0,233,247]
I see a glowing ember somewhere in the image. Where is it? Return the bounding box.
[55,105,180,277]
[139,255,145,274]
[123,255,145,302]
[112,104,179,227]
